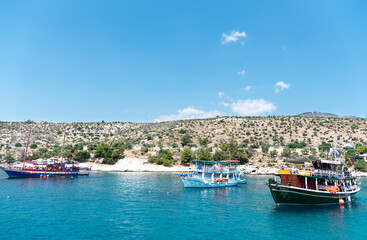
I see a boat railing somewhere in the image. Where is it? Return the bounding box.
[194,166,231,174]
[310,169,354,179]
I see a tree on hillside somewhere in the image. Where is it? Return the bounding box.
[95,143,112,159]
[355,146,367,154]
[180,134,192,146]
[270,150,278,158]
[287,141,307,149]
[38,148,51,159]
[198,137,211,147]
[4,151,15,163]
[149,149,173,166]
[178,129,187,134]
[111,147,125,161]
[180,147,195,165]
[95,143,117,164]
[214,140,249,164]
[301,148,309,156]
[198,148,212,161]
[310,147,317,155]
[281,146,291,157]
[354,161,367,172]
[87,144,98,151]
[155,149,174,166]
[74,150,91,162]
[318,142,332,153]
[344,149,356,162]
[261,144,270,155]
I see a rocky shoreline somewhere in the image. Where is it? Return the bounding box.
[80,158,367,177]
[79,158,190,172]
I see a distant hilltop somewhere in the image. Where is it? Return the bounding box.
[298,112,360,119]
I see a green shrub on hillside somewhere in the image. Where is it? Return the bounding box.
[30,143,38,149]
[4,151,15,163]
[74,150,91,162]
[149,149,173,166]
[287,141,307,149]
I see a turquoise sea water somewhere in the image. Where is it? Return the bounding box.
[0,172,366,240]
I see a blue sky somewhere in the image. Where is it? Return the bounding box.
[0,0,366,122]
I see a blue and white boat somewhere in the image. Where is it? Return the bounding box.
[178,160,246,188]
[225,160,247,184]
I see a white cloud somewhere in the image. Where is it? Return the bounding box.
[221,30,247,44]
[154,107,223,122]
[217,92,233,101]
[237,70,246,77]
[244,85,252,92]
[274,81,290,93]
[220,102,230,107]
[230,99,276,116]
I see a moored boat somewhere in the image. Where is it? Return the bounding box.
[178,160,246,188]
[0,130,88,179]
[268,159,360,205]
[224,160,247,184]
[0,159,88,178]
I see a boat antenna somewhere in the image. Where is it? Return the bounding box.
[61,133,66,162]
[22,128,32,170]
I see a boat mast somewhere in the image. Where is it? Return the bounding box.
[22,129,31,170]
[61,133,66,161]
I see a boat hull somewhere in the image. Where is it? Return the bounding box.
[0,167,88,178]
[268,179,359,205]
[181,176,238,188]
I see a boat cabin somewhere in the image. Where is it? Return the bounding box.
[191,160,230,173]
[312,159,342,171]
[277,159,356,191]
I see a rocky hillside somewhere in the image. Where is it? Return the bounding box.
[1,116,366,165]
